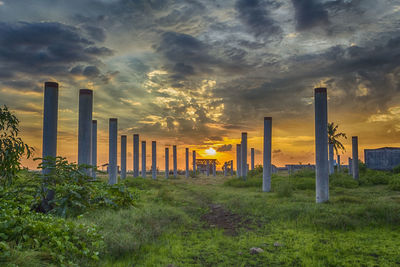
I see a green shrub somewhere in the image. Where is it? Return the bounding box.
[292,168,315,178]
[359,169,392,185]
[330,173,359,188]
[247,165,263,178]
[388,177,400,191]
[393,164,400,174]
[292,177,315,190]
[0,198,103,266]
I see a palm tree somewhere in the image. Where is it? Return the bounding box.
[328,122,347,154]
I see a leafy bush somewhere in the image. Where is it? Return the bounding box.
[0,105,34,186]
[393,164,400,174]
[0,198,104,266]
[275,180,293,197]
[388,177,400,191]
[292,168,315,178]
[359,169,392,185]
[247,165,263,178]
[292,177,315,190]
[33,157,139,217]
[330,173,359,189]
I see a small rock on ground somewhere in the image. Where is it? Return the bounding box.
[250,247,264,254]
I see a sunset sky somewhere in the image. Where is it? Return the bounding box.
[1,0,399,170]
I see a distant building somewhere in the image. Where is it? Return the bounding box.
[364,147,400,170]
[196,158,219,173]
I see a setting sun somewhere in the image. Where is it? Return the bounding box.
[205,147,216,156]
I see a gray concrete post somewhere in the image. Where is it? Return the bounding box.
[349,157,353,176]
[193,150,196,174]
[173,145,177,178]
[206,160,210,176]
[213,162,216,177]
[142,141,146,178]
[314,88,329,203]
[251,148,255,171]
[121,135,127,179]
[263,117,272,192]
[224,162,227,176]
[236,144,241,177]
[91,120,97,178]
[329,143,334,175]
[108,118,118,185]
[42,82,58,173]
[231,160,233,176]
[165,147,169,179]
[152,141,157,179]
[133,134,139,177]
[337,155,341,172]
[78,89,93,175]
[352,136,359,180]
[185,148,189,178]
[241,132,248,179]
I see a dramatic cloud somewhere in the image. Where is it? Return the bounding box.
[217,144,233,152]
[291,0,329,31]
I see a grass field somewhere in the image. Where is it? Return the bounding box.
[69,171,400,266]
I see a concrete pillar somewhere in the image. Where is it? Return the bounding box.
[224,162,227,176]
[133,134,139,177]
[337,155,341,172]
[78,89,93,175]
[91,120,97,178]
[236,144,241,177]
[213,162,216,177]
[42,82,59,175]
[108,118,118,185]
[314,87,329,203]
[263,117,272,192]
[352,136,359,180]
[173,145,177,178]
[152,141,157,179]
[349,157,353,176]
[241,132,248,179]
[121,135,127,179]
[165,147,169,179]
[206,160,210,176]
[192,150,196,174]
[329,143,334,175]
[142,141,146,178]
[230,160,233,176]
[185,148,189,178]
[251,148,255,171]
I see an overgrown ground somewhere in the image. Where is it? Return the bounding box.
[70,170,400,266]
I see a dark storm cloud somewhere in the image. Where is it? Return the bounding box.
[235,0,282,39]
[217,144,232,152]
[0,21,113,79]
[83,66,101,77]
[291,0,329,31]
[83,25,106,42]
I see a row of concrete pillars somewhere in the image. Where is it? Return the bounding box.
[41,83,359,203]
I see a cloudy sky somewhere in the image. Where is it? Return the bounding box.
[1,0,399,169]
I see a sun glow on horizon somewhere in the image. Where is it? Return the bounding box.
[205,147,216,156]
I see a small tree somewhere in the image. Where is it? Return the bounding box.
[0,105,34,185]
[328,122,347,154]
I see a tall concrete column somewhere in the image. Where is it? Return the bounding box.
[213,162,216,177]
[224,162,227,176]
[192,150,196,174]
[133,134,139,177]
[241,132,248,180]
[152,141,157,179]
[337,155,341,172]
[173,145,177,178]
[206,160,210,176]
[352,136,359,180]
[263,117,272,192]
[121,135,127,179]
[251,148,255,171]
[142,141,146,178]
[42,82,59,172]
[349,157,353,176]
[78,89,93,175]
[109,118,118,185]
[165,147,169,179]
[314,88,329,203]
[91,120,97,178]
[185,148,189,178]
[230,160,233,176]
[236,144,241,177]
[329,143,334,175]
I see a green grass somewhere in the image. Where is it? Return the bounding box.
[6,172,400,266]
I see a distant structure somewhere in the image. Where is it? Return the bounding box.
[365,147,400,170]
[196,159,219,174]
[286,164,315,175]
